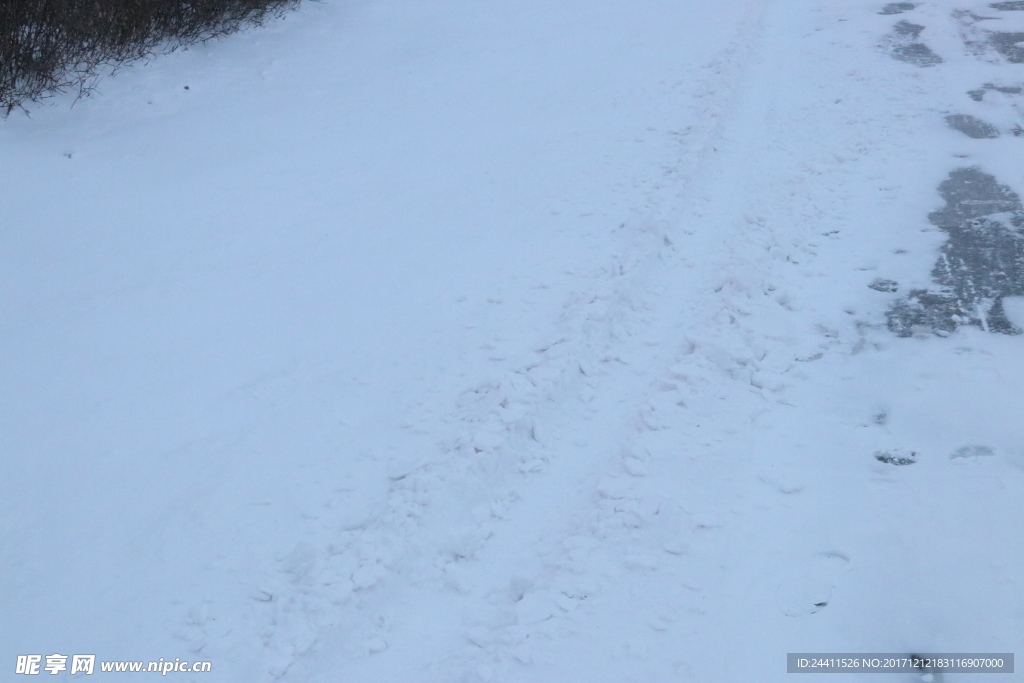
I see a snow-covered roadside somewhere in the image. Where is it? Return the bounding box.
[3,0,1023,681]
[3,0,761,679]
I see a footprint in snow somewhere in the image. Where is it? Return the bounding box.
[776,552,850,617]
[874,448,918,465]
[869,277,900,293]
[951,444,996,458]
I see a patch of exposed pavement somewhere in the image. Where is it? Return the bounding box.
[954,9,1024,63]
[887,168,1024,337]
[883,20,944,66]
[873,8,1024,338]
[989,31,1024,62]
[879,2,918,15]
[945,113,1002,138]
[967,82,1023,101]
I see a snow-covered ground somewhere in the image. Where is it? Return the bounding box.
[2,0,1023,681]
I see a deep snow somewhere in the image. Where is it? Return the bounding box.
[2,0,1023,681]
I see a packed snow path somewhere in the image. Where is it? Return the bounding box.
[3,0,1023,681]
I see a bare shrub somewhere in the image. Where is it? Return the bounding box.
[1,0,299,113]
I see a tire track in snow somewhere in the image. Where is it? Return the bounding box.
[215,1,778,680]
[389,2,789,680]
